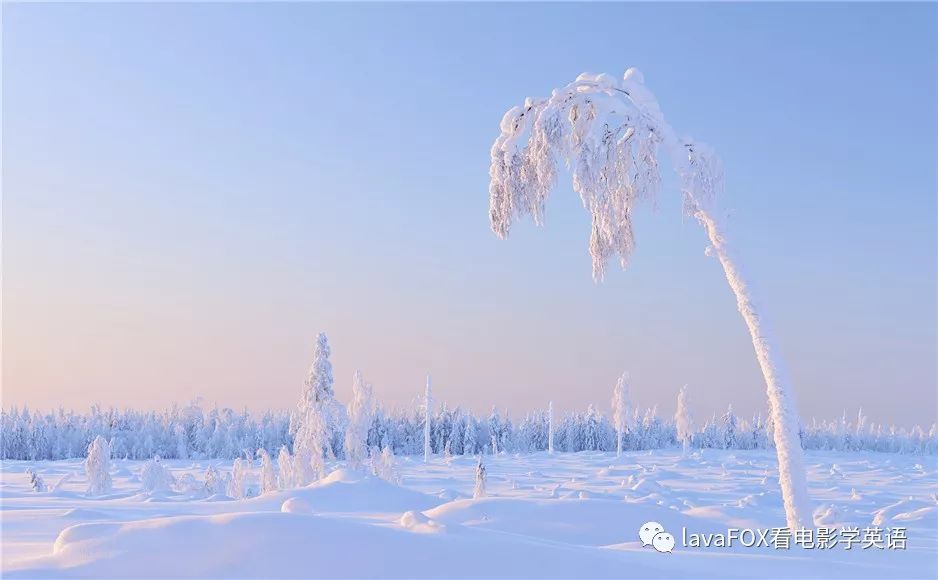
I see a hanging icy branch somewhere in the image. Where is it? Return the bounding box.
[489,68,721,280]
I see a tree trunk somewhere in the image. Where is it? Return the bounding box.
[695,208,813,530]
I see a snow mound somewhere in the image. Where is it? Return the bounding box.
[426,497,725,547]
[813,504,844,527]
[60,508,109,519]
[24,511,639,578]
[630,477,666,494]
[250,468,439,515]
[281,497,314,514]
[436,488,466,501]
[399,510,446,534]
[872,498,938,527]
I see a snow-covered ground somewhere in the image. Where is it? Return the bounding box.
[2,450,935,578]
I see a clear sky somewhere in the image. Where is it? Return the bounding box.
[3,3,936,426]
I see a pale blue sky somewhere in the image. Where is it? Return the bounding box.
[4,3,936,425]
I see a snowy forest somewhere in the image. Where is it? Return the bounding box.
[3,399,936,462]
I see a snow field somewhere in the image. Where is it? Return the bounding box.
[2,449,935,578]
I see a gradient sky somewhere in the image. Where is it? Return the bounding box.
[3,3,936,426]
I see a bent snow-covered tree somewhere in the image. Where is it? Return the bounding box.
[488,68,811,529]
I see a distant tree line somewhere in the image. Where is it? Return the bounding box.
[5,333,934,461]
[2,402,934,461]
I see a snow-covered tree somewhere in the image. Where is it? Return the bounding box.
[675,385,694,455]
[228,458,247,499]
[292,400,325,485]
[85,435,112,496]
[488,68,812,529]
[290,334,335,485]
[346,371,374,470]
[27,469,46,492]
[423,374,432,463]
[306,332,335,403]
[463,415,477,455]
[140,455,174,493]
[721,405,738,449]
[258,448,278,494]
[611,372,632,456]
[548,401,554,455]
[372,445,396,483]
[473,455,487,499]
[294,332,346,460]
[277,446,294,489]
[204,465,221,495]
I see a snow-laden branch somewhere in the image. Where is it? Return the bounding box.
[489,68,721,280]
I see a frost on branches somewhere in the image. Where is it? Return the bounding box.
[489,69,720,281]
[85,435,112,496]
[488,68,811,530]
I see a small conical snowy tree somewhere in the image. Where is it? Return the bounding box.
[675,385,694,455]
[306,332,335,403]
[277,446,294,489]
[204,465,221,495]
[258,448,278,494]
[140,455,174,493]
[346,370,375,470]
[372,445,396,483]
[721,404,738,449]
[27,469,46,492]
[463,416,476,455]
[295,332,346,461]
[229,458,247,499]
[473,455,487,499]
[548,401,554,454]
[85,435,112,496]
[291,334,331,485]
[612,372,632,457]
[423,374,432,463]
